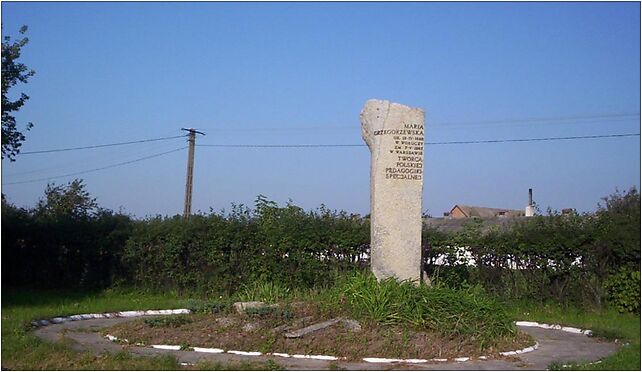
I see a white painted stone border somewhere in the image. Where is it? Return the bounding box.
[32,309,594,365]
[104,334,342,361]
[499,341,540,356]
[30,308,190,327]
[515,321,593,336]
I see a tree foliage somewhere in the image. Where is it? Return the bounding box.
[593,187,641,272]
[2,25,35,160]
[2,179,131,288]
[36,179,99,218]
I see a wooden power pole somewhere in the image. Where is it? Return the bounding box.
[181,128,205,218]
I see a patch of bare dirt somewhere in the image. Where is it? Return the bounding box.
[104,304,533,361]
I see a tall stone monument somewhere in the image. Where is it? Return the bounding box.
[360,99,425,282]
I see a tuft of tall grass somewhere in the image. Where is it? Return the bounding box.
[337,272,515,348]
[237,280,292,303]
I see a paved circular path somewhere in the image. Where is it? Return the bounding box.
[34,316,619,370]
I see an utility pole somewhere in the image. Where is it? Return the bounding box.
[181,128,205,218]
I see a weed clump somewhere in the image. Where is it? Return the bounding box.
[185,298,229,314]
[238,280,292,303]
[144,315,192,328]
[337,272,515,348]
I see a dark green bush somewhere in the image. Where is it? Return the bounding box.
[423,188,640,311]
[3,179,638,315]
[121,196,369,294]
[604,269,641,314]
[2,181,133,289]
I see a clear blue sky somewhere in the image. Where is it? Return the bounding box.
[1,2,640,217]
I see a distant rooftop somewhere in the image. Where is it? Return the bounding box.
[424,215,531,233]
[449,204,525,219]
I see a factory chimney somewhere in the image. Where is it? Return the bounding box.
[525,188,535,217]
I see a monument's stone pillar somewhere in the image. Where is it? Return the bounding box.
[360,99,425,282]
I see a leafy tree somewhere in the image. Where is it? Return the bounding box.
[592,187,641,272]
[36,179,99,218]
[2,25,35,161]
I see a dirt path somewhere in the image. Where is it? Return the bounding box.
[33,317,618,370]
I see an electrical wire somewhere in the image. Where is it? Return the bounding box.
[195,112,640,132]
[4,132,638,185]
[198,144,364,148]
[426,133,641,145]
[431,112,640,127]
[4,141,187,178]
[14,112,640,154]
[17,135,187,155]
[3,147,187,186]
[196,133,641,148]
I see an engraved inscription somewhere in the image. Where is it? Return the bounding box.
[374,123,424,181]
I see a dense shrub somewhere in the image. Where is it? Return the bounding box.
[2,181,133,289]
[121,196,369,294]
[3,179,638,314]
[423,188,641,311]
[604,269,641,314]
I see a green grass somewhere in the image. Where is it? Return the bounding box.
[238,281,292,303]
[1,288,190,370]
[3,287,639,370]
[193,359,282,370]
[144,315,193,328]
[239,272,519,350]
[506,301,640,371]
[336,272,516,348]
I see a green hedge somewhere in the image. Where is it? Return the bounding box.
[2,182,639,312]
[1,205,132,288]
[121,196,369,294]
[423,188,640,312]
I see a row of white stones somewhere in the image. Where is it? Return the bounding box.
[30,309,191,327]
[106,334,342,361]
[33,309,592,364]
[515,321,593,336]
[105,332,541,364]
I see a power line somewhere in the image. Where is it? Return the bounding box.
[429,116,640,130]
[17,135,187,155]
[197,112,640,132]
[4,133,637,185]
[426,133,641,145]
[197,133,640,148]
[13,112,640,155]
[431,112,640,127]
[4,141,186,178]
[198,144,364,148]
[3,147,187,186]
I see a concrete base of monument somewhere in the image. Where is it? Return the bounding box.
[31,309,619,370]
